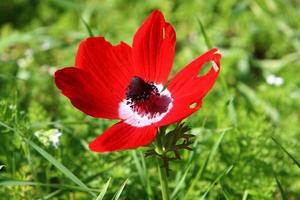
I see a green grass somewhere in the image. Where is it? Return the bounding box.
[1,0,300,199]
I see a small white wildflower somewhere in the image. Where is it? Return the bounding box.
[34,129,62,148]
[266,74,284,86]
[50,129,62,148]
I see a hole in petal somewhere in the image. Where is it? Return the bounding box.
[189,102,198,109]
[198,61,217,77]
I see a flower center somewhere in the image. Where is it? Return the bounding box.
[126,76,158,103]
[125,76,171,118]
[119,76,173,127]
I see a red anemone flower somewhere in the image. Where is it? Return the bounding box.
[54,10,221,152]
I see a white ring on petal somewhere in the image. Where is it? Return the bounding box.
[118,84,173,127]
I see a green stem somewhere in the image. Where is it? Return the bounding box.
[157,158,170,200]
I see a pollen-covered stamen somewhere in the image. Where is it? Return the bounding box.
[125,76,171,118]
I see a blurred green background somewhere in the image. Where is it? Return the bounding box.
[0,0,300,199]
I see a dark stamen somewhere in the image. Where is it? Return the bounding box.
[126,76,159,102]
[125,76,171,118]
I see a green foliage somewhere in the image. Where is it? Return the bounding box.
[1,0,300,199]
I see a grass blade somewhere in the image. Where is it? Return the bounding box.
[220,183,231,200]
[0,180,100,192]
[80,16,94,37]
[185,131,226,199]
[171,165,191,199]
[24,138,95,197]
[274,174,288,200]
[113,179,128,200]
[200,165,233,200]
[41,171,114,199]
[132,151,146,187]
[196,17,212,49]
[242,190,249,200]
[131,151,153,198]
[0,165,5,171]
[271,136,300,168]
[227,96,238,127]
[96,178,111,200]
[45,0,84,11]
[40,190,63,200]
[0,121,15,132]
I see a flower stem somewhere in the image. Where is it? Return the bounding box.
[157,158,170,200]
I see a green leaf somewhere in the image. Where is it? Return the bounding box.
[24,138,96,197]
[113,179,128,200]
[200,165,234,200]
[80,16,94,37]
[196,17,212,49]
[96,178,111,200]
[272,137,300,168]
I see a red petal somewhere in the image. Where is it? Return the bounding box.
[55,37,135,119]
[55,67,120,119]
[89,122,157,152]
[75,37,134,100]
[156,48,221,126]
[132,10,176,84]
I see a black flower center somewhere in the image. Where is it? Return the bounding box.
[125,76,171,118]
[126,76,159,102]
